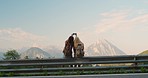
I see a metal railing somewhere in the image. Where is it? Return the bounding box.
[0,55,148,76]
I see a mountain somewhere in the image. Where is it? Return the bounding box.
[138,50,148,55]
[0,49,6,60]
[43,46,63,58]
[0,52,4,60]
[17,47,29,53]
[86,39,126,56]
[20,47,51,59]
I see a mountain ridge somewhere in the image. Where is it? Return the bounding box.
[20,47,51,59]
[0,39,127,59]
[138,50,148,55]
[85,39,126,56]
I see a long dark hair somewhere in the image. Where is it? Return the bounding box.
[68,36,74,46]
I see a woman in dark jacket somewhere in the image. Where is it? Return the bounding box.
[63,35,74,58]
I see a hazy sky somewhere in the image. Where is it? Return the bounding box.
[0,0,148,55]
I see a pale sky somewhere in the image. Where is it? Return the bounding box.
[0,0,148,55]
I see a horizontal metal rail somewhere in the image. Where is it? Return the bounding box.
[1,65,148,73]
[0,55,139,63]
[0,60,148,67]
[0,55,147,76]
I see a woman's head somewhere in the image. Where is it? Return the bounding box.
[68,36,74,43]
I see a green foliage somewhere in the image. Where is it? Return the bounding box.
[43,70,48,76]
[7,72,14,77]
[109,69,115,74]
[58,70,65,75]
[3,50,20,60]
[24,56,29,59]
[120,68,127,74]
[0,72,4,77]
[140,67,147,73]
[131,68,136,73]
[76,70,81,75]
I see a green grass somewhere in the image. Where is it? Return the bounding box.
[0,67,148,77]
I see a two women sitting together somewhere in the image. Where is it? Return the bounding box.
[63,33,84,58]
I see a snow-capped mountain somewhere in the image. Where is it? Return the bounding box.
[20,47,51,59]
[86,39,126,56]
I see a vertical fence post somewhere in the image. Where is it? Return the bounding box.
[134,56,137,66]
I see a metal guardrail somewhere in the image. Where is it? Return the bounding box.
[0,55,148,76]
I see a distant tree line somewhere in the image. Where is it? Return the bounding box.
[2,49,51,60]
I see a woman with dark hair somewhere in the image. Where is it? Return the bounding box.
[63,35,74,58]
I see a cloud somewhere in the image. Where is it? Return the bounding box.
[77,9,148,48]
[143,0,148,4]
[95,10,148,34]
[0,28,49,49]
